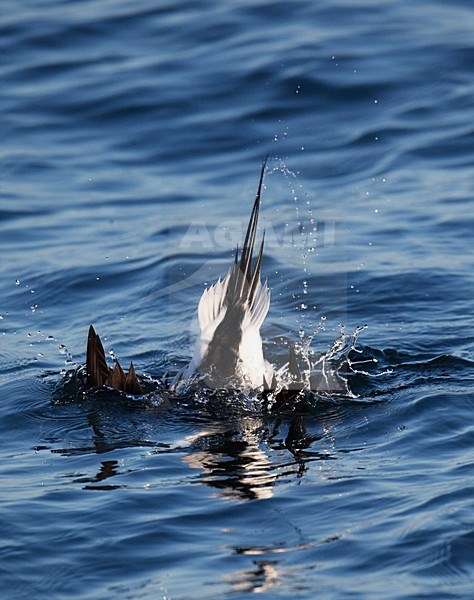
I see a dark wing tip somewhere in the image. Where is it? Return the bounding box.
[125,361,143,395]
[108,360,126,390]
[86,325,111,388]
[86,326,143,394]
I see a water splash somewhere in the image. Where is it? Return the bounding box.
[268,158,318,272]
[286,324,375,399]
[266,158,322,350]
[58,343,74,365]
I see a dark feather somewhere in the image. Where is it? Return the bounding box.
[124,361,143,395]
[86,325,111,388]
[86,325,143,394]
[227,155,268,308]
[108,360,126,390]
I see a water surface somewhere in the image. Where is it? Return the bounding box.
[1,1,473,598]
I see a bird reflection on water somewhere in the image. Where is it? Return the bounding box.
[49,388,349,500]
[181,410,347,501]
[224,559,280,595]
[183,427,276,501]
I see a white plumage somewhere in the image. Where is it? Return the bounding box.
[173,158,276,391]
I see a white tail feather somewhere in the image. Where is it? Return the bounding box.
[248,278,270,331]
[197,275,229,331]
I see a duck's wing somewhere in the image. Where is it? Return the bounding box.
[86,325,143,394]
[86,325,111,388]
[124,361,143,395]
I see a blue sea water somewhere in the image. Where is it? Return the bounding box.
[1,0,473,598]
